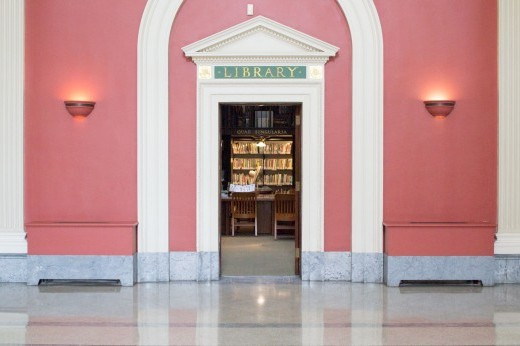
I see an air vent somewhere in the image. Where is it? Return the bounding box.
[399,280,482,287]
[38,279,121,287]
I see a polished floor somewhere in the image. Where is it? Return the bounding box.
[221,235,295,276]
[1,282,520,345]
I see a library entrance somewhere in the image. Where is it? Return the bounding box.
[219,103,301,276]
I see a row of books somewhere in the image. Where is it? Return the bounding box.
[232,158,263,170]
[232,142,260,154]
[263,173,293,186]
[232,141,293,155]
[231,173,257,185]
[264,158,293,170]
[263,142,292,154]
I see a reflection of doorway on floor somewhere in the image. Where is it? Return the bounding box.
[221,235,295,276]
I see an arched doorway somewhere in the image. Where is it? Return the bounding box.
[137,0,383,282]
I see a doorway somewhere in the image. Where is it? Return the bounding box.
[219,103,301,276]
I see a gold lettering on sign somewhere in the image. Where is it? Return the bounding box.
[254,67,262,78]
[264,67,274,78]
[242,67,251,77]
[276,67,285,78]
[287,66,299,78]
[224,67,232,78]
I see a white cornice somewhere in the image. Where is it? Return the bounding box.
[183,15,339,63]
[191,56,330,65]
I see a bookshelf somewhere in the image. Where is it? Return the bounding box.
[231,139,294,190]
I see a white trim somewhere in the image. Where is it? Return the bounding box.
[182,15,339,63]
[0,232,26,254]
[495,233,520,255]
[338,0,384,254]
[197,81,324,253]
[137,0,183,252]
[496,0,520,254]
[0,0,26,254]
[137,0,384,256]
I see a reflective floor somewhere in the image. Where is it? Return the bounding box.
[1,281,520,345]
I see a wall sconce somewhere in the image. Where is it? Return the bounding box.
[64,101,96,118]
[424,100,455,118]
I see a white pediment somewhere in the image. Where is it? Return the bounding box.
[182,16,339,64]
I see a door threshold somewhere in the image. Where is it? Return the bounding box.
[220,275,301,283]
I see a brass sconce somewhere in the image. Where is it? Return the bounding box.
[424,100,455,118]
[64,101,96,118]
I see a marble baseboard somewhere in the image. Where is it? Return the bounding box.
[170,252,219,281]
[352,252,384,283]
[384,255,495,287]
[0,254,27,282]
[301,252,352,281]
[27,255,136,286]
[137,253,169,282]
[495,255,520,283]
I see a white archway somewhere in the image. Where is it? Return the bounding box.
[137,0,383,282]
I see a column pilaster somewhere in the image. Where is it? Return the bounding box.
[0,0,25,253]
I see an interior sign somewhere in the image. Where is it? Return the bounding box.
[215,66,306,79]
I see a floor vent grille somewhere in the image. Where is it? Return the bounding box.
[38,279,121,287]
[399,280,482,287]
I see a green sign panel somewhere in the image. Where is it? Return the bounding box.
[215,66,306,79]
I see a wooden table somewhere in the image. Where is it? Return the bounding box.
[221,193,274,235]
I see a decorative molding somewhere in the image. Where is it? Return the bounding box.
[497,0,520,254]
[197,83,324,253]
[201,26,319,53]
[137,0,183,253]
[0,0,25,254]
[137,1,383,260]
[183,16,339,60]
[495,233,520,255]
[338,0,384,254]
[191,56,330,65]
[0,232,27,253]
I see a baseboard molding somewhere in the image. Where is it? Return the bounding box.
[495,233,520,254]
[27,255,136,286]
[0,254,27,282]
[0,231,27,253]
[384,255,495,287]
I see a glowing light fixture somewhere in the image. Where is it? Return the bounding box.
[256,138,266,147]
[64,101,96,118]
[424,100,455,118]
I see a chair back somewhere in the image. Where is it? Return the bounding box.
[275,194,296,221]
[231,192,256,218]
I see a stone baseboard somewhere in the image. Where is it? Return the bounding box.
[301,252,352,281]
[495,254,520,283]
[384,255,495,287]
[27,255,136,286]
[0,254,27,282]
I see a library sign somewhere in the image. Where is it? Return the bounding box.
[215,66,306,79]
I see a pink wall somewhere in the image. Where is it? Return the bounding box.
[25,0,146,253]
[376,0,498,225]
[24,0,497,256]
[168,0,353,251]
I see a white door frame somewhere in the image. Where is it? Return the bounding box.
[197,81,323,255]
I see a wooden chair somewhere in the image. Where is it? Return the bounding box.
[274,193,296,239]
[231,192,257,236]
